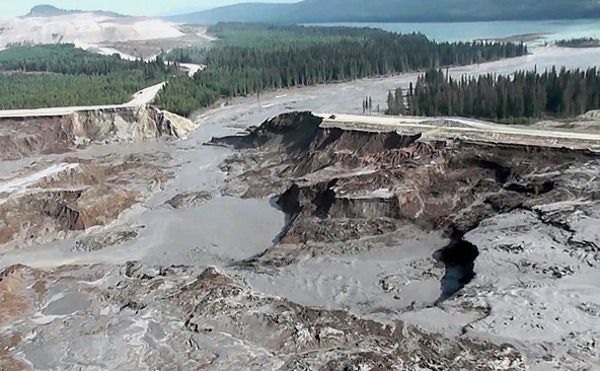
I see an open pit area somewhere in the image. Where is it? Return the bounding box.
[0,47,599,370]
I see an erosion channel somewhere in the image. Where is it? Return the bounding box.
[209,111,600,369]
[1,109,599,370]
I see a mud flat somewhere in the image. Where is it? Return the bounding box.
[210,111,600,370]
[0,47,599,370]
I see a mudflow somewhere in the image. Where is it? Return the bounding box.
[0,110,598,370]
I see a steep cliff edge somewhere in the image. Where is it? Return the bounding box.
[211,111,600,369]
[213,112,597,241]
[0,155,170,249]
[0,104,192,248]
[0,105,196,160]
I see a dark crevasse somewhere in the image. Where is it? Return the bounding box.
[270,192,301,245]
[434,233,480,303]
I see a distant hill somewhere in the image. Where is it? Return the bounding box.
[169,3,291,23]
[25,4,124,18]
[169,0,600,24]
[1,5,181,48]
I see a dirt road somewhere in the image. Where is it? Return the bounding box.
[318,113,600,148]
[0,82,165,118]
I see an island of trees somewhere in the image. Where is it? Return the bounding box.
[555,38,600,48]
[386,67,600,120]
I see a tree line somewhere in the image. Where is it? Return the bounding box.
[0,71,154,109]
[157,23,527,116]
[555,38,600,48]
[0,44,175,110]
[386,67,600,119]
[0,28,528,115]
[0,44,172,79]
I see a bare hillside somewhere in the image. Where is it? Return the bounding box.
[0,11,184,48]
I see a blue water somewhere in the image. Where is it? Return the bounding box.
[306,19,600,44]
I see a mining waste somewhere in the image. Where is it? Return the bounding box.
[0,110,599,370]
[0,105,196,161]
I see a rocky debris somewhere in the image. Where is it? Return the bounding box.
[1,109,598,370]
[0,265,44,327]
[165,191,212,209]
[213,112,598,245]
[0,262,527,370]
[0,156,168,249]
[0,105,196,160]
[212,111,600,369]
[72,226,143,252]
[0,265,45,370]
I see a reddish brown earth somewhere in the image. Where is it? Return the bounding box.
[0,106,195,160]
[0,265,46,371]
[0,156,169,249]
[0,262,528,370]
[211,112,598,259]
[0,109,597,370]
[0,105,192,248]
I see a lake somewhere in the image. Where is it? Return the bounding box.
[306,19,600,44]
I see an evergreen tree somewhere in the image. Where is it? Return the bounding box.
[388,68,600,120]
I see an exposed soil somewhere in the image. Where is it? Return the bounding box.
[165,191,213,209]
[0,262,528,370]
[0,156,168,249]
[212,111,598,251]
[2,46,600,370]
[0,105,195,161]
[208,112,600,370]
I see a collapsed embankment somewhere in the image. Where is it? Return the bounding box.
[0,105,196,160]
[212,112,600,309]
[211,111,598,245]
[0,105,194,249]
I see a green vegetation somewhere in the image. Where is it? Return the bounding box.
[208,23,363,49]
[0,27,528,115]
[0,44,170,78]
[556,38,600,48]
[387,68,600,120]
[157,23,527,116]
[164,23,363,64]
[0,44,174,110]
[0,72,152,109]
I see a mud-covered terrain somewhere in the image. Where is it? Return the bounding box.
[211,112,600,370]
[0,105,195,253]
[0,155,169,249]
[1,261,530,370]
[1,47,600,371]
[0,105,196,161]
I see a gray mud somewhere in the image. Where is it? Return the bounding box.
[1,47,599,370]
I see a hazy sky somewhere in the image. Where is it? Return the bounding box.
[0,0,293,17]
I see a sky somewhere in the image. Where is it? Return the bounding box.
[0,0,293,17]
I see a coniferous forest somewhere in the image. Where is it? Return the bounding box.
[0,25,527,114]
[0,44,173,109]
[156,23,528,116]
[555,37,600,48]
[0,44,171,77]
[386,68,600,120]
